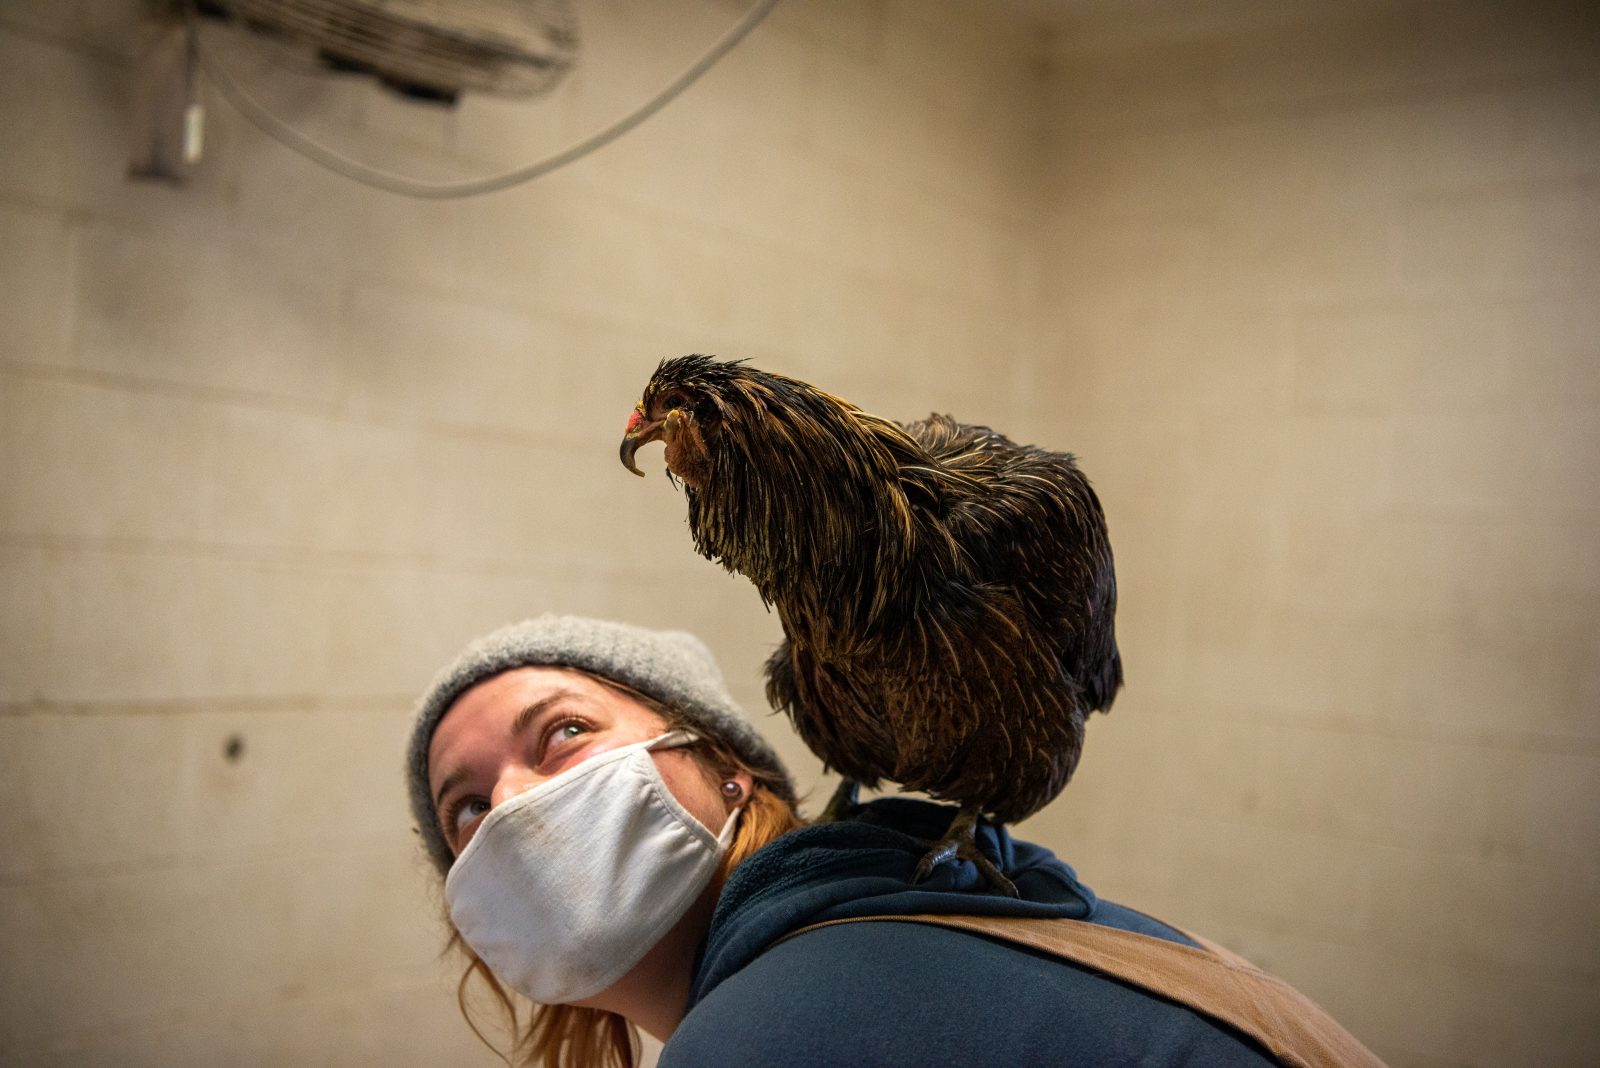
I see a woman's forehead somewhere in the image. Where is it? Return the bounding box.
[456,665,597,715]
[433,666,593,748]
[426,666,664,778]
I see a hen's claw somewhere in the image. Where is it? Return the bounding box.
[910,804,1019,898]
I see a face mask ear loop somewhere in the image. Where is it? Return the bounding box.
[716,799,745,849]
[648,729,699,751]
[646,728,743,847]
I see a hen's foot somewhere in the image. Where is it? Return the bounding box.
[911,805,1018,898]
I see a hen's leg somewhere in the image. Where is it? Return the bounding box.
[912,803,1018,897]
[818,778,861,823]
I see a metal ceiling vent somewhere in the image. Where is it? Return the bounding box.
[196,0,579,104]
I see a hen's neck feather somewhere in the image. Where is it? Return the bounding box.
[684,374,959,638]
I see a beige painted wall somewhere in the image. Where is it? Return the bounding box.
[1019,3,1600,1067]
[0,1,1595,1066]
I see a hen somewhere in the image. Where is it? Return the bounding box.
[620,356,1121,894]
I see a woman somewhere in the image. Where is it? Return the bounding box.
[409,616,1380,1068]
[407,615,801,1065]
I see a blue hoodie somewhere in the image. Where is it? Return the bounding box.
[660,799,1278,1067]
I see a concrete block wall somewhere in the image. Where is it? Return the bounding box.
[1020,2,1600,1067]
[0,1,1041,1063]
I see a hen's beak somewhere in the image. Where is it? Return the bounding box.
[619,406,664,477]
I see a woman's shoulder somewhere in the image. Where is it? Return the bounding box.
[665,912,1280,1068]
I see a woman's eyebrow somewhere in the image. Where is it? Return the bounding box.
[510,690,581,738]
[433,767,468,811]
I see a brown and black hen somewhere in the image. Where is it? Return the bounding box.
[620,355,1121,895]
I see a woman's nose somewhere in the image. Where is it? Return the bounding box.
[490,768,541,809]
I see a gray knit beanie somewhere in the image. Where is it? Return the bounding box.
[407,614,795,875]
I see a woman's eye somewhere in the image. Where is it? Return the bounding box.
[452,798,490,835]
[546,719,591,749]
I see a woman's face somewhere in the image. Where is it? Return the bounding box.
[426,666,751,856]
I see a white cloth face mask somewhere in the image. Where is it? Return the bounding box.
[443,730,741,1005]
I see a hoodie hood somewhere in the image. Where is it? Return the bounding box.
[690,799,1097,1007]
